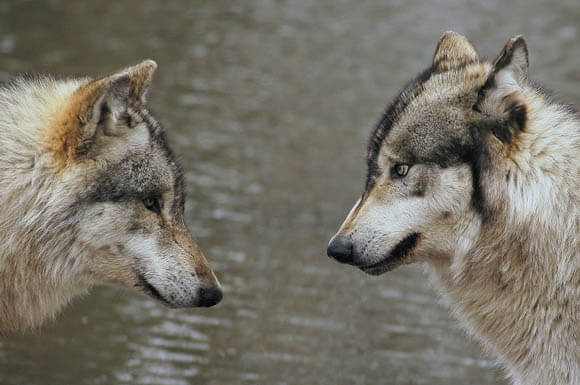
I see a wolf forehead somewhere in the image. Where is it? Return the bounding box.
[85,107,185,211]
[87,151,183,202]
[366,62,492,178]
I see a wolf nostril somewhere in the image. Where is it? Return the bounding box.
[197,286,223,307]
[327,236,354,264]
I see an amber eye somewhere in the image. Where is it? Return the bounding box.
[143,197,161,214]
[392,164,410,178]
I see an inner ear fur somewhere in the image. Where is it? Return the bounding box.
[432,31,480,72]
[474,35,529,143]
[76,59,158,129]
[124,59,157,103]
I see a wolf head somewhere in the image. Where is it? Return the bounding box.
[41,61,222,309]
[328,32,532,275]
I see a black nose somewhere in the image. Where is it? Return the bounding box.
[197,286,223,307]
[327,236,354,264]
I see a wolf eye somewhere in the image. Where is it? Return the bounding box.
[392,164,410,178]
[143,197,161,214]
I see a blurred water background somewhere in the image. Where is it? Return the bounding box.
[0,0,578,384]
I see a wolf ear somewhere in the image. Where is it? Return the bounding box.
[76,73,131,139]
[124,59,157,103]
[491,35,529,89]
[54,60,158,159]
[474,36,529,142]
[76,59,158,129]
[432,31,479,72]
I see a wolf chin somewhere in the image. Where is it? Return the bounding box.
[0,60,222,334]
[328,32,579,385]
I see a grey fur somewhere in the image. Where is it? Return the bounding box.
[0,60,221,334]
[329,32,579,385]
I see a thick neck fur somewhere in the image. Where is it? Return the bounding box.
[430,89,580,385]
[0,78,92,333]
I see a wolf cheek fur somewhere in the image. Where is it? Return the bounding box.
[328,32,579,385]
[0,60,222,334]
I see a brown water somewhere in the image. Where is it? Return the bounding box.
[0,1,578,384]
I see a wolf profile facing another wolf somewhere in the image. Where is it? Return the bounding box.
[328,32,579,385]
[0,61,222,334]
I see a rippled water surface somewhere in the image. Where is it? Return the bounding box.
[0,1,578,384]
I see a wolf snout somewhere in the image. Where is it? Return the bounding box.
[327,235,356,264]
[197,286,223,307]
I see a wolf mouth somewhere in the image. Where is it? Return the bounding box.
[360,232,421,275]
[137,273,173,307]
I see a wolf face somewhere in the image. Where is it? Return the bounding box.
[328,32,531,275]
[62,61,222,308]
[0,60,222,332]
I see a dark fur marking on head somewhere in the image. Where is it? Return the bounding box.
[119,111,134,127]
[508,103,527,133]
[415,129,492,221]
[433,61,473,75]
[425,136,474,168]
[140,107,186,219]
[389,232,420,262]
[475,102,528,144]
[366,67,436,190]
[87,154,164,203]
[97,102,111,126]
[86,104,186,222]
[466,129,492,222]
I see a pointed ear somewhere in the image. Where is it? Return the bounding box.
[50,73,131,161]
[124,59,157,103]
[484,35,529,101]
[474,36,529,143]
[51,60,158,163]
[77,72,132,136]
[432,31,479,72]
[80,59,157,122]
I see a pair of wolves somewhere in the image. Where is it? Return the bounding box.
[1,32,577,385]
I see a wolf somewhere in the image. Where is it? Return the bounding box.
[0,60,222,334]
[328,32,579,385]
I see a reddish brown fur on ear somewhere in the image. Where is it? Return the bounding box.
[47,60,157,169]
[433,31,480,72]
[48,75,124,166]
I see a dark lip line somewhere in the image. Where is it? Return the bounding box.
[360,232,421,271]
[137,273,173,307]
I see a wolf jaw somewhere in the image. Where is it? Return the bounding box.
[0,60,222,334]
[359,232,421,275]
[328,32,579,385]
